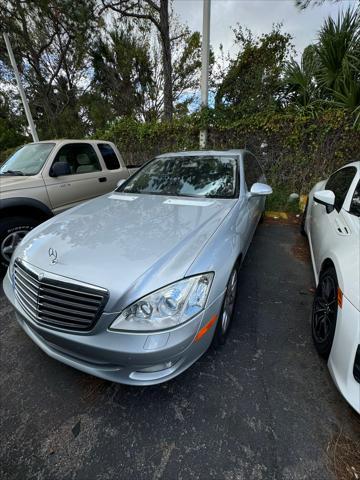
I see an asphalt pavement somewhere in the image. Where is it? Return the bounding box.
[1,220,359,480]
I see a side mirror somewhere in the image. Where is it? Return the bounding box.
[50,162,71,177]
[313,190,335,213]
[249,182,273,196]
[117,179,126,188]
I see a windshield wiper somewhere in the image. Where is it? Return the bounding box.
[0,170,25,176]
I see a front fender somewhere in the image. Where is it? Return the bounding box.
[0,197,53,218]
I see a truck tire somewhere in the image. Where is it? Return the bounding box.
[0,217,40,274]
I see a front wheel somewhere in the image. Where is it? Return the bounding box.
[212,266,238,347]
[0,217,39,273]
[311,266,338,359]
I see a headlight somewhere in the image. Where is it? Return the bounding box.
[110,273,214,332]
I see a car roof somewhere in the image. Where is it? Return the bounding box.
[340,160,360,169]
[28,139,113,145]
[156,149,247,158]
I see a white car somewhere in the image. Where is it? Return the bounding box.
[303,161,360,413]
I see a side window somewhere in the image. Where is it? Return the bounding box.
[52,143,101,175]
[98,144,120,170]
[326,167,356,211]
[350,180,360,217]
[243,153,263,188]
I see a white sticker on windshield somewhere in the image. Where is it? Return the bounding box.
[108,194,138,201]
[163,198,214,207]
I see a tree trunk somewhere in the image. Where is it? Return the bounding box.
[159,0,173,120]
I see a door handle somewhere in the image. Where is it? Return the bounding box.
[99,177,107,183]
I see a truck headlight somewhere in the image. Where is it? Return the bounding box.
[110,273,214,332]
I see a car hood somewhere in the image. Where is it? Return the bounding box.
[0,175,43,193]
[16,192,237,311]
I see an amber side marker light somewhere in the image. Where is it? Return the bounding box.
[195,315,218,342]
[337,287,343,308]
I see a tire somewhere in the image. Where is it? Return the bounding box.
[300,199,308,236]
[311,266,338,359]
[0,217,40,273]
[212,265,239,348]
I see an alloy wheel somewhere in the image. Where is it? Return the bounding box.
[221,268,238,334]
[312,274,337,344]
[1,230,28,263]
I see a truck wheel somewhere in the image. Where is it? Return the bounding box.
[0,217,39,273]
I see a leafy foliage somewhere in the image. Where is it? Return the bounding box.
[283,8,360,124]
[216,26,293,115]
[99,108,359,196]
[85,26,153,129]
[0,0,97,139]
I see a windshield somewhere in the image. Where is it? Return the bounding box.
[118,155,239,198]
[0,143,55,176]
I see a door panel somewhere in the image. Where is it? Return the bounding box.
[96,143,129,191]
[310,166,357,273]
[310,199,332,272]
[44,143,110,213]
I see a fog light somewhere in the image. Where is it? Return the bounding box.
[138,361,173,373]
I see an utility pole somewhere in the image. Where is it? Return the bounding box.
[199,0,211,149]
[3,33,39,142]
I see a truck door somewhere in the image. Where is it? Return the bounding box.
[96,143,129,191]
[44,143,110,213]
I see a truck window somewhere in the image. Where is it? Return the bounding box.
[52,144,101,174]
[98,144,120,170]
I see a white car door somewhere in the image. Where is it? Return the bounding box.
[310,166,358,274]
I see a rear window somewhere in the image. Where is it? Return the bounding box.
[98,144,120,170]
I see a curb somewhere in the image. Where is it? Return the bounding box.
[265,211,289,219]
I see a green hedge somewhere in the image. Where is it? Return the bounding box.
[98,109,359,195]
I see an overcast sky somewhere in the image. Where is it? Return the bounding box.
[173,0,356,60]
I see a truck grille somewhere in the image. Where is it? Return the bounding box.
[14,260,108,331]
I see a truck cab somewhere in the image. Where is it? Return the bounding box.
[0,139,130,271]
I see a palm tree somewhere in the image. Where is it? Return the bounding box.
[283,45,319,111]
[316,8,359,97]
[284,8,360,125]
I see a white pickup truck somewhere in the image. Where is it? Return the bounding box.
[0,139,133,271]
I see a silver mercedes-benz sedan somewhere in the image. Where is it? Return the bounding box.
[3,150,272,385]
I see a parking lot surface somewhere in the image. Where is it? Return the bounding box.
[1,221,359,480]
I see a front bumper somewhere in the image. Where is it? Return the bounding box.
[3,271,224,385]
[328,293,360,414]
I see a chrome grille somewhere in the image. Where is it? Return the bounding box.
[14,260,108,331]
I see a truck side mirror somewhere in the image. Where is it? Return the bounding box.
[50,162,71,177]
